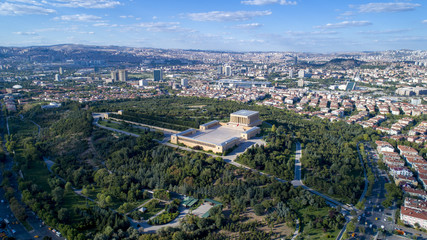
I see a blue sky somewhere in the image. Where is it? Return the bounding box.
[0,0,426,52]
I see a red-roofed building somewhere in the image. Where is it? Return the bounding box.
[405,198,427,212]
[403,187,427,200]
[398,145,419,156]
[383,151,401,160]
[384,158,405,168]
[395,175,417,187]
[405,155,427,168]
[401,206,427,229]
[376,141,395,153]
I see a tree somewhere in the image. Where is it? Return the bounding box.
[254,204,265,216]
[271,124,276,133]
[52,186,64,204]
[10,198,27,221]
[65,182,73,192]
[347,221,356,233]
[58,208,69,222]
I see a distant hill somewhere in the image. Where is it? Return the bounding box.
[300,58,367,70]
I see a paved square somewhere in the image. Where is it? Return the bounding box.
[192,203,214,218]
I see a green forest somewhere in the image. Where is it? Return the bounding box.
[0,96,378,240]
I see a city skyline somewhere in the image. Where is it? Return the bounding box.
[0,0,426,52]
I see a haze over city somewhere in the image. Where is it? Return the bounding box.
[1,0,427,52]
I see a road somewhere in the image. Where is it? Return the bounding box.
[0,105,62,240]
[92,118,355,213]
[353,143,427,240]
[291,142,302,186]
[289,142,352,211]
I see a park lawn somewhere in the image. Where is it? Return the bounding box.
[116,199,150,214]
[62,191,96,225]
[299,207,341,240]
[21,160,52,192]
[141,199,165,220]
[98,120,148,136]
[302,227,341,240]
[8,118,38,137]
[84,186,102,200]
[84,187,149,214]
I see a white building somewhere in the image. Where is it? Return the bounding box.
[401,206,427,229]
[225,65,232,76]
[139,79,148,87]
[181,78,189,87]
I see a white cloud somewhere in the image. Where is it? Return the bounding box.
[93,22,111,27]
[241,0,296,5]
[0,2,55,15]
[7,0,42,5]
[13,31,38,35]
[355,2,421,13]
[285,30,338,36]
[316,21,372,29]
[359,29,410,34]
[234,23,263,29]
[137,22,192,32]
[0,0,120,16]
[423,20,427,24]
[54,14,102,22]
[48,0,121,8]
[120,15,134,19]
[187,10,272,22]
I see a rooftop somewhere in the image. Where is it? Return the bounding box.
[187,124,244,145]
[231,110,259,117]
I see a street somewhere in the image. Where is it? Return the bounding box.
[0,104,63,240]
[352,143,427,240]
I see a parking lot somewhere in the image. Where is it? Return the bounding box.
[192,202,214,218]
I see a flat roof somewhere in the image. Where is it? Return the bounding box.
[186,124,244,145]
[231,110,259,117]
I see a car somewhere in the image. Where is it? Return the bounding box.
[34,235,39,238]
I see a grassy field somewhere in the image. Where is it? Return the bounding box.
[98,119,152,136]
[299,207,341,239]
[140,199,164,220]
[21,160,52,192]
[62,191,97,225]
[8,117,38,137]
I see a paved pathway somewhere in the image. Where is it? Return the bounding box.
[291,219,300,240]
[291,142,303,187]
[29,120,41,136]
[92,118,359,234]
[133,206,191,233]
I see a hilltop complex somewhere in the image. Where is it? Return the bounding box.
[171,110,261,154]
